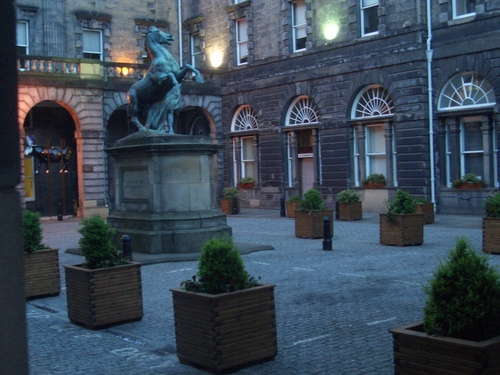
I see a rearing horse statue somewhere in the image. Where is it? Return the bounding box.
[127,26,204,134]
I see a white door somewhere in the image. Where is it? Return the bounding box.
[299,157,314,194]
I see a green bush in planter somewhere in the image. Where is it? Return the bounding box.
[181,236,259,294]
[22,210,45,253]
[299,189,326,211]
[385,190,416,222]
[363,173,386,185]
[78,216,128,269]
[423,236,500,341]
[287,195,303,204]
[222,187,239,200]
[336,189,360,203]
[484,191,500,218]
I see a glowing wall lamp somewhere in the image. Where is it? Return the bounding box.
[324,24,339,40]
[210,51,223,68]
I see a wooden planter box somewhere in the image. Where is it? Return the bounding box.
[221,198,239,215]
[483,217,500,254]
[64,262,143,329]
[338,201,362,221]
[295,209,334,239]
[24,248,61,299]
[380,214,424,246]
[390,322,500,374]
[171,284,277,373]
[286,201,300,218]
[416,203,434,224]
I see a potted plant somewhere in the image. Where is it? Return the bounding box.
[362,173,387,188]
[380,190,424,246]
[220,186,240,215]
[452,173,486,189]
[286,195,303,218]
[295,189,334,239]
[483,191,500,254]
[336,189,362,221]
[390,237,500,374]
[414,196,434,225]
[23,210,61,299]
[171,236,277,373]
[238,176,255,189]
[64,216,143,329]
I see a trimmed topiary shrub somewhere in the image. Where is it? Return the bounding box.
[78,216,128,269]
[485,191,500,218]
[22,210,44,253]
[299,189,325,211]
[336,189,361,203]
[182,236,258,294]
[385,190,416,222]
[423,236,500,341]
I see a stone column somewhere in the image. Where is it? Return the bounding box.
[0,1,29,372]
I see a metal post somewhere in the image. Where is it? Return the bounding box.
[232,197,239,215]
[121,234,132,260]
[57,203,63,221]
[280,197,286,217]
[323,216,332,251]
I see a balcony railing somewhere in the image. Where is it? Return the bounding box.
[17,55,220,84]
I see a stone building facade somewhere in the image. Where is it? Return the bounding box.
[15,0,500,216]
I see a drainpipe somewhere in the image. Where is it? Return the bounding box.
[426,0,436,208]
[178,0,183,66]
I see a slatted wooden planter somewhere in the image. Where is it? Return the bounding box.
[64,262,143,329]
[390,322,500,374]
[416,203,435,224]
[24,248,61,299]
[171,284,277,373]
[286,201,301,218]
[380,214,424,246]
[483,217,500,254]
[338,202,362,221]
[295,209,334,238]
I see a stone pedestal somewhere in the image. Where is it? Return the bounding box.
[106,132,231,254]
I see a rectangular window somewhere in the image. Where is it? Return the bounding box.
[83,29,102,60]
[236,18,248,65]
[241,137,255,179]
[353,128,360,186]
[361,0,379,37]
[16,21,29,55]
[292,1,307,52]
[366,125,386,176]
[461,121,483,178]
[24,157,35,201]
[190,33,203,68]
[453,0,476,19]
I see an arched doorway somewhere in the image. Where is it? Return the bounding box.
[23,101,78,217]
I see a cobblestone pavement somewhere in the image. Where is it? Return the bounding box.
[27,210,492,375]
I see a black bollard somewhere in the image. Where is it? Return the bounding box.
[280,197,286,217]
[232,197,239,215]
[57,203,63,221]
[323,216,332,251]
[121,234,132,260]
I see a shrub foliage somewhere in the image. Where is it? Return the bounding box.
[423,236,500,341]
[385,190,416,222]
[22,210,44,253]
[300,189,325,211]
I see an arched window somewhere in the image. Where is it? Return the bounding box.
[350,85,396,187]
[438,72,495,111]
[230,105,259,186]
[438,72,497,188]
[190,116,210,136]
[286,96,319,126]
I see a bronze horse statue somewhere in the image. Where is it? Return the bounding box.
[24,135,73,174]
[127,26,204,134]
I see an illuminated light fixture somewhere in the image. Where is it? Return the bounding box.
[121,67,129,76]
[210,51,223,68]
[324,24,339,40]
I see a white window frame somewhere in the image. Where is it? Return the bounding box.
[361,0,379,37]
[231,105,259,185]
[236,18,248,66]
[453,0,476,19]
[292,0,307,52]
[16,21,29,55]
[460,119,484,179]
[83,29,103,60]
[190,32,203,68]
[365,124,386,176]
[241,136,255,179]
[353,129,360,186]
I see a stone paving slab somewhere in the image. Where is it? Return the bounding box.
[27,210,492,374]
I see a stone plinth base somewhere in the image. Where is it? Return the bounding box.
[106,132,231,254]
